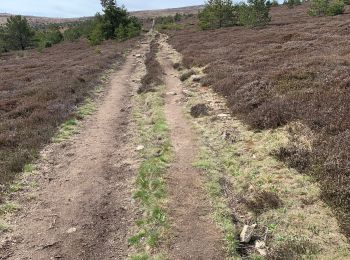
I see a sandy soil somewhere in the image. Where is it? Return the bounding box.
[158,35,225,259]
[0,42,148,260]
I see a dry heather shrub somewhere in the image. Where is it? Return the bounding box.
[138,36,163,94]
[243,190,283,215]
[180,69,196,82]
[190,104,209,118]
[274,122,314,172]
[268,236,319,259]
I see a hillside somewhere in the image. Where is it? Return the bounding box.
[0,13,90,26]
[132,5,203,18]
[166,2,350,245]
[1,2,350,260]
[0,5,203,26]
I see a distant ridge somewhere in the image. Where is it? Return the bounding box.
[0,5,203,25]
[132,5,203,18]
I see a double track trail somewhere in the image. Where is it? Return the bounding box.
[0,36,225,260]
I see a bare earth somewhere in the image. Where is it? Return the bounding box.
[158,35,225,259]
[0,43,148,259]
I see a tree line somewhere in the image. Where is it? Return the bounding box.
[0,0,141,53]
[199,0,348,30]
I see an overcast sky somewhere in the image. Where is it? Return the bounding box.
[0,0,204,18]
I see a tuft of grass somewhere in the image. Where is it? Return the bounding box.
[130,84,172,258]
[0,220,9,232]
[0,202,21,215]
[23,163,35,173]
[180,69,196,82]
[194,150,238,257]
[77,98,96,118]
[53,118,78,142]
[8,182,24,193]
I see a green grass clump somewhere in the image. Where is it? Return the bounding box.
[53,118,78,142]
[194,150,238,257]
[130,85,172,258]
[0,202,21,215]
[77,98,96,118]
[0,220,9,232]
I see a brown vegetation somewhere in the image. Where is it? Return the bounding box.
[166,4,350,237]
[138,35,163,94]
[0,38,139,196]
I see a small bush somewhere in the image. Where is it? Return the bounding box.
[243,191,283,214]
[190,104,209,118]
[63,28,81,42]
[89,23,104,46]
[238,0,271,27]
[327,0,345,15]
[284,0,302,8]
[157,23,184,31]
[115,24,127,41]
[199,0,238,30]
[268,236,319,259]
[0,15,35,51]
[180,69,196,81]
[46,29,63,44]
[308,0,345,16]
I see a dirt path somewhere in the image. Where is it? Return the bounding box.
[0,42,148,260]
[158,35,225,259]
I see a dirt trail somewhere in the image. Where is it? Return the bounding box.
[158,35,225,259]
[0,42,148,260]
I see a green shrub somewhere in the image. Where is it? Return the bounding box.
[308,0,329,15]
[45,28,63,44]
[0,27,8,53]
[238,0,271,27]
[127,22,141,38]
[284,0,302,8]
[34,27,63,49]
[89,23,104,46]
[115,24,127,41]
[63,28,81,41]
[327,0,345,15]
[0,16,35,51]
[157,23,184,31]
[308,0,345,16]
[199,0,238,30]
[89,1,141,44]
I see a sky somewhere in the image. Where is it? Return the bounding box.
[0,0,204,18]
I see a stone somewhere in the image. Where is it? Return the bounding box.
[182,90,194,97]
[192,75,203,82]
[135,54,142,58]
[255,240,267,256]
[136,145,144,151]
[240,224,257,243]
[217,113,229,118]
[67,227,77,234]
[166,92,177,96]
